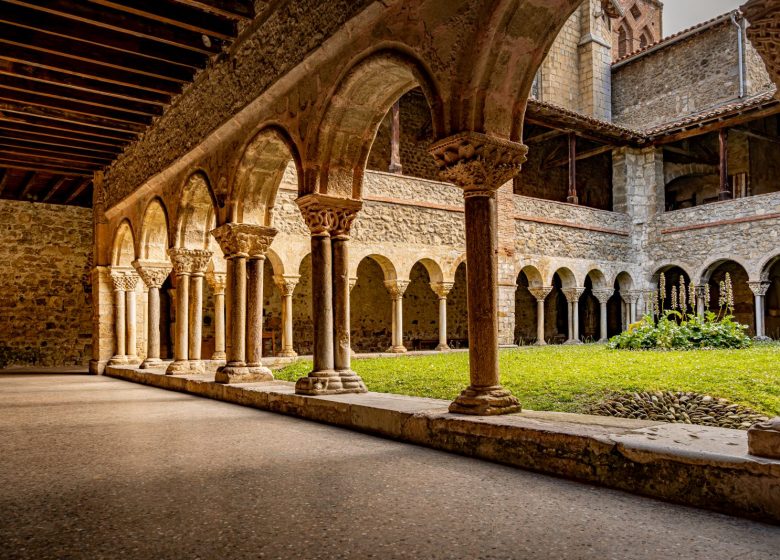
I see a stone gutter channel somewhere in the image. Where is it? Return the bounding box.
[106,365,780,525]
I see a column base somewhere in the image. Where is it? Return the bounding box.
[125,355,142,365]
[295,370,368,395]
[188,360,206,374]
[386,345,407,354]
[597,338,609,344]
[435,343,451,352]
[89,359,107,375]
[211,351,227,360]
[748,418,780,459]
[165,360,190,375]
[247,363,275,379]
[533,339,546,346]
[108,355,128,366]
[277,349,298,358]
[140,358,163,369]
[214,363,273,384]
[448,385,522,416]
[564,339,583,345]
[753,335,772,342]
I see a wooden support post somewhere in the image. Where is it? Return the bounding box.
[567,133,578,204]
[389,100,402,174]
[719,128,732,201]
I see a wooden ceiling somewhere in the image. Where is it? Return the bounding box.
[0,0,254,207]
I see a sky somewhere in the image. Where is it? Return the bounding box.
[663,0,743,36]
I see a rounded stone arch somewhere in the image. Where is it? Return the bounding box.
[651,263,692,285]
[176,171,219,250]
[410,258,444,286]
[446,253,467,283]
[138,197,171,262]
[458,0,582,140]
[663,163,718,186]
[617,21,633,58]
[264,247,286,277]
[697,256,753,285]
[759,254,780,281]
[306,47,443,199]
[586,268,608,290]
[229,124,303,226]
[518,264,543,288]
[550,267,577,289]
[613,271,634,292]
[111,219,137,267]
[356,254,399,282]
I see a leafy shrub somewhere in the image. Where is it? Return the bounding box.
[608,311,752,351]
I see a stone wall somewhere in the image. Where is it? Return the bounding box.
[612,20,773,130]
[0,200,92,367]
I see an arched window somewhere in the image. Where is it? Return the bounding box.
[617,23,633,58]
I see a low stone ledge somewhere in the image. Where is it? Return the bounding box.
[105,366,780,524]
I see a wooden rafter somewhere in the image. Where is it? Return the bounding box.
[544,144,615,169]
[64,177,92,204]
[42,176,69,203]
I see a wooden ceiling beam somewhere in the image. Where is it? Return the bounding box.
[42,176,70,203]
[65,178,92,204]
[0,103,146,135]
[525,128,566,144]
[544,144,615,169]
[0,44,183,95]
[5,0,223,56]
[0,161,91,177]
[18,170,37,200]
[0,23,196,82]
[172,0,255,20]
[0,168,8,196]
[0,142,114,164]
[0,119,131,145]
[0,149,105,170]
[0,76,162,117]
[0,65,169,106]
[653,104,780,145]
[0,125,124,153]
[0,135,120,157]
[89,0,237,39]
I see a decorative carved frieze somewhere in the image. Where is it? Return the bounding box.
[431,281,455,299]
[210,223,277,259]
[528,286,554,302]
[273,275,300,297]
[384,280,410,299]
[132,261,172,289]
[748,281,771,297]
[295,193,362,237]
[428,131,528,196]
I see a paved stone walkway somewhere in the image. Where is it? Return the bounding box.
[1,374,779,559]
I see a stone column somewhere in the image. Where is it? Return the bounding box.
[108,270,128,365]
[694,285,707,318]
[206,271,227,361]
[133,261,172,369]
[211,223,274,384]
[185,250,211,374]
[592,289,613,343]
[528,287,553,346]
[431,282,454,351]
[124,274,140,364]
[384,280,409,353]
[748,281,771,340]
[429,131,526,415]
[166,249,191,375]
[563,288,585,344]
[294,194,367,395]
[245,229,277,379]
[623,291,640,324]
[274,275,300,358]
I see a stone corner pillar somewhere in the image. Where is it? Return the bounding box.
[528,286,553,346]
[274,274,300,358]
[132,261,172,369]
[90,266,114,375]
[562,287,586,345]
[748,281,771,341]
[206,271,227,361]
[592,288,614,343]
[428,131,527,416]
[748,418,780,460]
[294,194,367,395]
[245,227,277,381]
[384,279,410,353]
[431,281,455,351]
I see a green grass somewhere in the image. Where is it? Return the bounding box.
[275,343,780,415]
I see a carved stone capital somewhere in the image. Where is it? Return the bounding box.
[591,289,614,305]
[273,274,300,297]
[562,287,586,304]
[132,261,172,289]
[384,280,410,299]
[428,131,528,195]
[527,286,553,302]
[210,223,277,259]
[295,193,362,237]
[206,271,227,294]
[431,281,455,299]
[110,268,133,291]
[621,290,641,305]
[748,281,771,297]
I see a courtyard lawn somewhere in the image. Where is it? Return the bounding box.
[274,343,780,416]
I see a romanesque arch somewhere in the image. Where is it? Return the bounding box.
[176,171,218,250]
[138,198,170,262]
[111,220,136,268]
